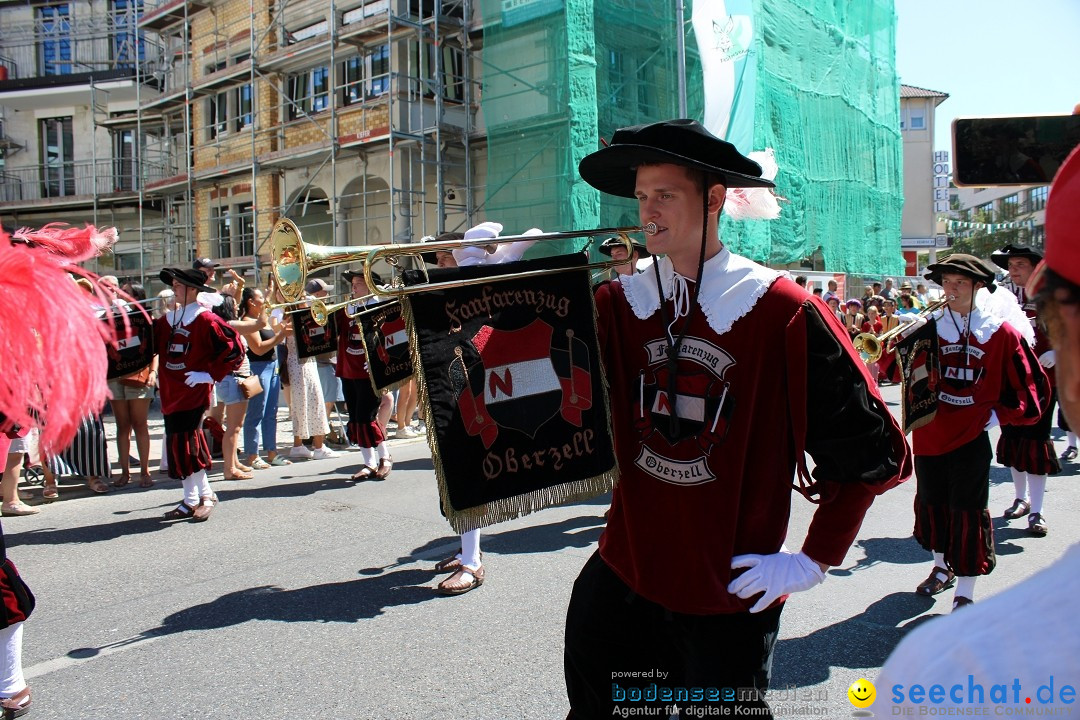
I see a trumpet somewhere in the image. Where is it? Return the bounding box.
[270,218,656,303]
[310,295,375,326]
[852,297,949,363]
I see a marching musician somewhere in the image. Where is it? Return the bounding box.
[991,244,1060,536]
[338,270,391,481]
[564,119,911,718]
[875,138,1080,717]
[156,267,246,522]
[900,255,1046,609]
[597,235,650,280]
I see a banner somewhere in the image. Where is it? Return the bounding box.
[402,253,616,533]
[356,299,413,394]
[106,305,154,379]
[291,307,337,359]
[893,317,940,434]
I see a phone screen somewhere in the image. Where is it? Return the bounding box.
[952,114,1080,187]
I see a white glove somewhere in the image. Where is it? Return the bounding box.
[463,221,503,241]
[985,409,999,431]
[454,221,504,267]
[1039,350,1056,369]
[487,227,542,264]
[728,549,826,613]
[895,312,927,340]
[452,246,489,267]
[184,371,214,387]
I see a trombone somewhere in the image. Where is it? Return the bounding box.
[270,217,656,303]
[852,297,949,363]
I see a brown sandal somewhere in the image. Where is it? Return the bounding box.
[915,566,955,596]
[375,456,393,479]
[1,685,31,718]
[163,501,196,520]
[192,495,216,522]
[350,466,377,481]
[437,564,485,596]
[434,551,483,573]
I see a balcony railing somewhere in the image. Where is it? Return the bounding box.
[0,158,176,204]
[0,11,164,82]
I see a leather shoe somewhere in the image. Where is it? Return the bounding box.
[915,566,955,596]
[1003,498,1030,520]
[1028,512,1048,536]
[952,596,974,611]
[1062,446,1078,461]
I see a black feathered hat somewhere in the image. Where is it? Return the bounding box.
[579,119,774,198]
[924,254,998,293]
[990,243,1043,270]
[159,267,215,293]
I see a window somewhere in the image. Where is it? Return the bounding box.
[237,203,254,256]
[901,104,927,132]
[287,20,328,44]
[343,56,365,105]
[112,129,135,191]
[369,44,389,97]
[112,0,146,69]
[206,62,228,138]
[288,66,331,118]
[409,40,464,101]
[235,83,253,131]
[343,0,389,25]
[1032,225,1045,248]
[37,4,72,76]
[40,116,74,197]
[212,207,232,258]
[1030,185,1048,212]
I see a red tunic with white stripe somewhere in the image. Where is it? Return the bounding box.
[335,306,369,380]
[911,310,1045,457]
[154,305,244,414]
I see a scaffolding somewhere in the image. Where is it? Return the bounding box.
[0,0,477,290]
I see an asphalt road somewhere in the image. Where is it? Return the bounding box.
[7,384,1079,719]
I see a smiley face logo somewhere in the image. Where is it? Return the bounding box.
[847,678,876,708]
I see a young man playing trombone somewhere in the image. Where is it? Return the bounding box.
[563,120,911,718]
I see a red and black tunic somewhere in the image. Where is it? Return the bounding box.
[595,255,910,615]
[335,305,384,448]
[911,309,1046,575]
[154,306,243,479]
[996,286,1060,474]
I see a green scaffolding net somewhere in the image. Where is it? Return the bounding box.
[479,0,903,275]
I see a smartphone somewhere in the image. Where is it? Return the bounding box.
[952,114,1080,187]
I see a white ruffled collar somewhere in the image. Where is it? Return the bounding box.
[932,287,1034,345]
[620,247,781,335]
[166,302,207,327]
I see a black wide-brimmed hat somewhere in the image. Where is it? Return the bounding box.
[598,235,650,258]
[421,231,464,265]
[578,119,774,199]
[924,254,998,293]
[342,269,383,287]
[990,243,1044,270]
[160,267,215,293]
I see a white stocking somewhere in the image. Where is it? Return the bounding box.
[459,529,482,570]
[1028,475,1047,514]
[1011,468,1028,501]
[0,622,26,699]
[181,475,199,506]
[955,576,977,601]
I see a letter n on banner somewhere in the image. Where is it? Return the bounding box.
[401,252,617,533]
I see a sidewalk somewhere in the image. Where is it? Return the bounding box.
[18,397,423,504]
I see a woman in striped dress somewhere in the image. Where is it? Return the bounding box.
[44,414,111,494]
